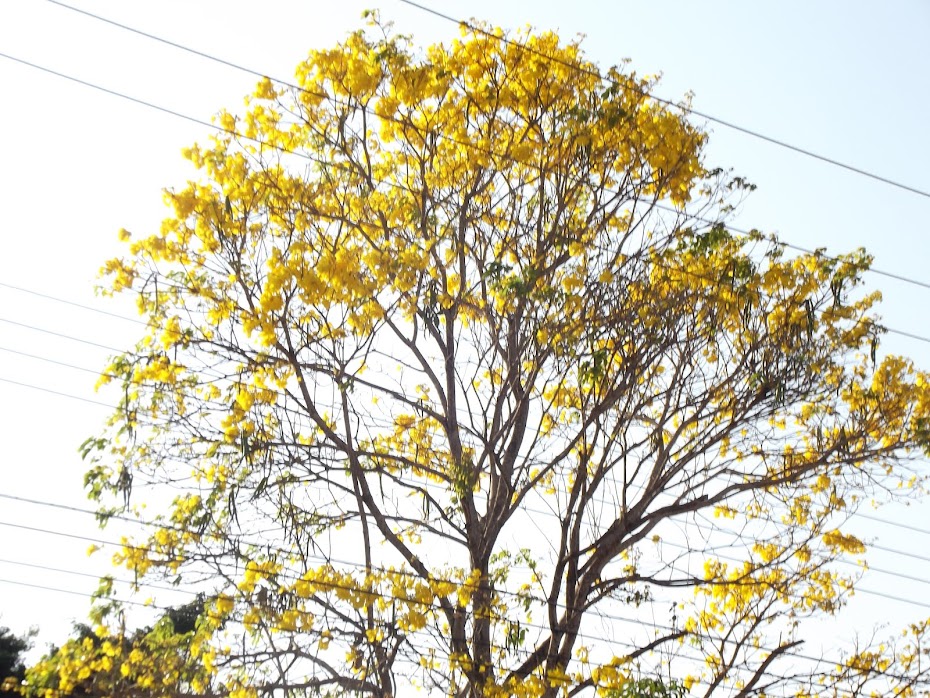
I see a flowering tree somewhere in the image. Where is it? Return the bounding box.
[77,17,930,698]
[22,599,210,697]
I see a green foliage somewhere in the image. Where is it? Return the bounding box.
[0,627,30,697]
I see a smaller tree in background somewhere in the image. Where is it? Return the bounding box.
[21,596,213,698]
[0,626,30,698]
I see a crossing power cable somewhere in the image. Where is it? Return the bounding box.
[5,364,928,597]
[0,557,200,598]
[4,488,930,615]
[3,277,930,545]
[2,301,929,556]
[0,535,917,691]
[0,571,558,676]
[0,572,714,687]
[0,577,152,608]
[395,0,930,201]
[1,23,929,645]
[0,344,114,377]
[31,1,930,291]
[0,571,894,698]
[3,328,930,556]
[0,516,694,667]
[0,315,126,353]
[0,511,913,684]
[5,497,917,688]
[0,280,150,326]
[1,350,926,678]
[4,46,930,342]
[0,376,114,408]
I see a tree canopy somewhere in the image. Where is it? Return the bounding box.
[78,16,930,698]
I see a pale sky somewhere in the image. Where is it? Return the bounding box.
[1,0,928,674]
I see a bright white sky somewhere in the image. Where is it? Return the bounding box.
[0,0,929,676]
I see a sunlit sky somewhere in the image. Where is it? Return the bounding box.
[1,0,928,669]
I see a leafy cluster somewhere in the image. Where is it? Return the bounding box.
[22,598,213,698]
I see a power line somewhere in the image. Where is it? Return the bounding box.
[5,39,930,321]
[1,570,908,698]
[33,1,930,293]
[855,510,930,536]
[868,542,930,565]
[0,49,329,169]
[0,510,901,682]
[0,376,113,408]
[0,557,200,598]
[0,280,149,326]
[0,344,112,377]
[2,282,930,546]
[4,172,930,350]
[5,487,930,618]
[7,443,930,561]
[6,191,923,356]
[0,577,151,608]
[9,510,913,692]
[6,362,930,613]
[0,519,138,549]
[658,205,930,293]
[3,516,923,690]
[656,538,930,609]
[0,384,922,677]
[0,51,224,139]
[0,569,709,684]
[646,253,930,346]
[0,514,675,661]
[2,15,928,664]
[0,315,124,352]
[1,299,927,569]
[3,316,930,554]
[395,0,930,201]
